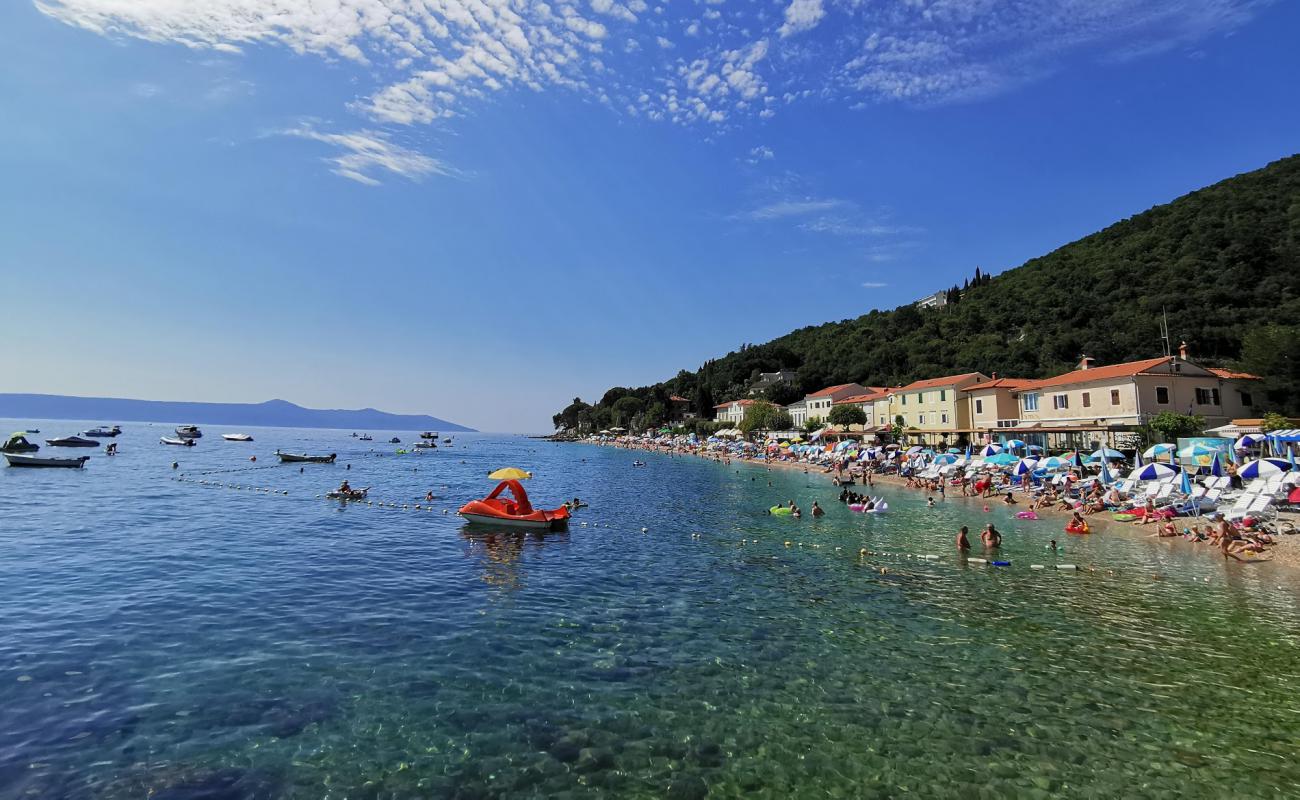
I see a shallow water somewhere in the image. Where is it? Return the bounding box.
[2,421,1299,798]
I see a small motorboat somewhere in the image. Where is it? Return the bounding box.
[326,487,369,500]
[160,437,196,446]
[413,441,438,449]
[359,435,373,441]
[46,436,100,448]
[443,437,452,444]
[458,479,570,530]
[83,425,122,437]
[222,433,254,442]
[176,425,203,439]
[2,433,39,453]
[5,453,89,468]
[420,431,438,440]
[276,451,337,464]
[389,437,401,444]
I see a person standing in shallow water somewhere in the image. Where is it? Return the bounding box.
[981,523,1001,549]
[956,526,971,551]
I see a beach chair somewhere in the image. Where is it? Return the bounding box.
[1221,493,1259,520]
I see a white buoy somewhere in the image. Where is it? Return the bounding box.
[968,558,988,564]
[641,527,648,533]
[1030,564,1045,570]
[923,555,940,561]
[1057,564,1078,571]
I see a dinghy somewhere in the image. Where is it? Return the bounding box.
[160,437,196,446]
[276,451,337,464]
[5,453,89,468]
[222,433,254,442]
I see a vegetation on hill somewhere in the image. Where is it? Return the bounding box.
[555,155,1300,433]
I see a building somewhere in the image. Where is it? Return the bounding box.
[890,372,989,445]
[786,399,809,428]
[832,389,891,432]
[1003,349,1259,448]
[803,383,871,423]
[668,395,695,422]
[713,399,756,425]
[915,290,949,309]
[752,370,798,389]
[965,375,1036,440]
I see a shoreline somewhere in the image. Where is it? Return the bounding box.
[574,439,1300,575]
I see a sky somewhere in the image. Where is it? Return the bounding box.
[1,0,1297,432]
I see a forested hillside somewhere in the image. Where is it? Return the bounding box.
[556,154,1300,432]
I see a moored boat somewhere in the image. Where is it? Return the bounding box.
[45,436,100,448]
[359,435,373,441]
[222,433,254,442]
[5,453,89,468]
[2,433,39,453]
[276,451,337,464]
[326,487,369,500]
[458,479,570,530]
[176,425,203,439]
[413,441,438,449]
[83,425,122,437]
[160,437,196,446]
[420,431,438,440]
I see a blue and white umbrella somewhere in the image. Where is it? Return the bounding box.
[1142,443,1176,459]
[1037,456,1071,471]
[934,453,960,465]
[1178,443,1218,459]
[1238,458,1291,480]
[986,452,1019,466]
[1127,462,1180,482]
[1089,448,1125,461]
[1012,457,1039,476]
[1210,452,1224,478]
[978,444,1003,457]
[1099,460,1115,485]
[1234,433,1266,450]
[1003,439,1027,450]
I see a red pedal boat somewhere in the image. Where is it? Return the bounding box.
[458,479,570,530]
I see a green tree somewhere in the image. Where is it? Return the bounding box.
[611,396,643,428]
[739,401,782,435]
[552,397,591,433]
[890,414,905,442]
[761,382,804,406]
[1239,325,1300,413]
[1148,411,1206,442]
[770,409,794,431]
[1261,411,1291,432]
[828,405,867,429]
[803,418,822,434]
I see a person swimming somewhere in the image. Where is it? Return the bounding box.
[981,523,1002,548]
[811,501,824,517]
[927,497,935,508]
[957,525,971,551]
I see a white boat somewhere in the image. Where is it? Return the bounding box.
[176,425,202,439]
[222,433,254,442]
[160,437,196,446]
[413,441,438,449]
[82,425,122,437]
[5,453,89,468]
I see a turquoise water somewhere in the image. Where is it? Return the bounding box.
[2,422,1299,798]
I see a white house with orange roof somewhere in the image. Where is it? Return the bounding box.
[713,399,756,425]
[802,383,870,423]
[1006,347,1259,447]
[831,388,890,432]
[964,375,1037,440]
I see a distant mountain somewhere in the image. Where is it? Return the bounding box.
[0,394,475,432]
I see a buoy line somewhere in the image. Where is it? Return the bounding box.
[171,476,458,513]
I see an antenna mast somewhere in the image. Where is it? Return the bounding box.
[1159,308,1172,361]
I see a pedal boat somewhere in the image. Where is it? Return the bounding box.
[458,479,570,530]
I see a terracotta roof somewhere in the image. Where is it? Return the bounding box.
[807,382,866,398]
[966,377,1035,391]
[1018,357,1171,390]
[669,395,689,402]
[897,372,987,392]
[1208,368,1260,381]
[835,390,890,405]
[714,399,758,408]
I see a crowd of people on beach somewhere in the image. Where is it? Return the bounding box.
[588,433,1289,563]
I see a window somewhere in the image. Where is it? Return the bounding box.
[1053,394,1069,410]
[1195,387,1223,406]
[917,392,925,404]
[939,390,946,402]
[1213,388,1220,405]
[1023,393,1039,412]
[1156,386,1170,404]
[1081,392,1091,408]
[975,398,984,414]
[901,394,907,406]
[1111,389,1121,406]
[941,413,949,424]
[918,414,926,424]
[1241,391,1254,407]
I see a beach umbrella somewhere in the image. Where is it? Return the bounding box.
[1037,456,1070,471]
[1089,448,1125,461]
[986,452,1019,466]
[1099,460,1115,485]
[1179,470,1193,496]
[935,453,959,465]
[1178,443,1217,459]
[1142,443,1176,459]
[905,445,923,455]
[488,467,533,480]
[1127,462,1180,482]
[1234,433,1265,450]
[1003,439,1027,450]
[947,447,962,453]
[1210,452,1224,477]
[1237,458,1291,480]
[1012,458,1038,476]
[978,444,1003,457]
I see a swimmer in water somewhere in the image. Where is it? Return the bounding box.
[927,497,936,508]
[811,501,824,517]
[957,525,971,551]
[1048,539,1058,551]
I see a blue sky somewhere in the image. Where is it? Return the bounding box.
[1,0,1297,432]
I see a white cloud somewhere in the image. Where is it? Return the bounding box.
[861,281,888,288]
[778,0,825,38]
[739,198,845,220]
[656,36,674,49]
[747,144,775,163]
[282,125,452,185]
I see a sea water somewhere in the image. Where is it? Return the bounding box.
[2,421,1299,798]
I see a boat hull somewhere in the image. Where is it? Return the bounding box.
[46,438,99,448]
[160,437,195,446]
[277,452,337,463]
[459,512,559,530]
[5,454,88,468]
[222,434,254,441]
